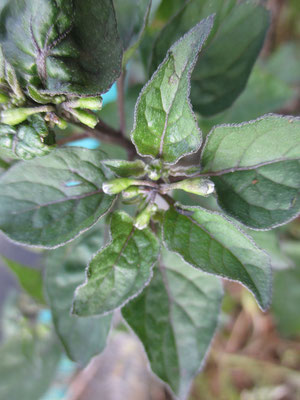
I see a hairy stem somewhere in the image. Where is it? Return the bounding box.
[117,71,126,137]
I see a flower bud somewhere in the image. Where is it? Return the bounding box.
[134,203,158,230]
[0,106,53,125]
[0,92,9,104]
[122,186,143,199]
[102,178,138,195]
[68,108,98,128]
[161,178,215,197]
[146,159,162,181]
[67,97,103,111]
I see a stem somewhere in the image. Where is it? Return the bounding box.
[117,72,126,137]
[62,119,136,159]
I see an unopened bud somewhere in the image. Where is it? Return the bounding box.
[122,186,142,199]
[161,178,215,197]
[0,106,53,125]
[0,92,9,104]
[67,97,103,111]
[68,108,98,128]
[102,178,138,195]
[146,160,162,181]
[134,203,158,230]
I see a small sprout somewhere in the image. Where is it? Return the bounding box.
[68,108,98,128]
[0,106,53,125]
[67,97,103,111]
[122,186,143,199]
[0,92,9,104]
[134,203,158,230]
[103,178,138,195]
[161,177,215,197]
[146,159,162,181]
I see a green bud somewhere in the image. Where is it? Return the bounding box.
[147,159,162,181]
[68,108,98,128]
[67,97,103,111]
[122,186,143,199]
[161,178,215,197]
[134,203,158,230]
[0,106,53,126]
[102,178,138,195]
[0,92,9,104]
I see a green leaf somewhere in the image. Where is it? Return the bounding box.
[1,256,45,304]
[114,0,150,49]
[0,115,53,160]
[201,115,300,229]
[0,147,115,248]
[151,0,269,116]
[272,242,300,337]
[131,17,214,164]
[122,1,152,67]
[103,159,146,177]
[122,249,223,399]
[163,206,271,310]
[44,223,112,365]
[0,0,122,96]
[198,64,295,134]
[72,211,160,316]
[0,330,61,400]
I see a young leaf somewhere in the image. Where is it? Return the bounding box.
[151,0,269,116]
[44,224,112,365]
[0,331,61,400]
[0,147,115,248]
[72,211,160,316]
[0,0,122,96]
[1,256,45,304]
[0,115,52,160]
[131,17,214,164]
[122,250,223,399]
[201,115,300,229]
[163,206,272,310]
[103,159,146,177]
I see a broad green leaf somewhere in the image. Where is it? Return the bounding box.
[201,115,300,229]
[272,241,300,337]
[198,65,295,134]
[103,159,146,177]
[131,17,214,164]
[163,206,271,310]
[0,147,115,248]
[0,0,122,96]
[1,256,45,304]
[44,223,112,365]
[191,2,269,116]
[151,0,269,116]
[0,330,61,400]
[122,249,223,399]
[72,211,160,316]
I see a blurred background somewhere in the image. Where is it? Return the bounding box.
[0,0,300,399]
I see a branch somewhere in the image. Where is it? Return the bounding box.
[58,118,137,159]
[117,72,126,136]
